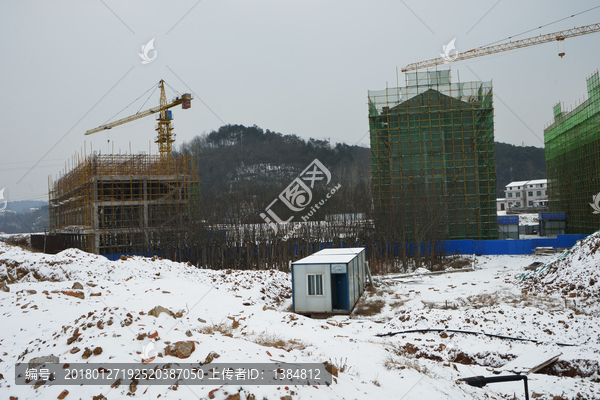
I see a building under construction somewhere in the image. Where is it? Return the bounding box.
[368,70,497,240]
[49,153,199,256]
[545,70,600,234]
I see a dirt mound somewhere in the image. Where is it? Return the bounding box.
[518,232,600,300]
[0,241,291,308]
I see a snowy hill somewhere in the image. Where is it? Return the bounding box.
[1,241,599,399]
[519,231,600,303]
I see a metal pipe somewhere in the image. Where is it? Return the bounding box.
[458,375,529,400]
[376,328,577,346]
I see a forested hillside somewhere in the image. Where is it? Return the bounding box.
[177,125,546,223]
[495,142,546,197]
[177,124,372,224]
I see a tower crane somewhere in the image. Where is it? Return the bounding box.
[402,22,600,72]
[85,80,193,157]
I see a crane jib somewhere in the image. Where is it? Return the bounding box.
[83,81,193,157]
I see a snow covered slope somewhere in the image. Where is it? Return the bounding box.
[519,231,600,306]
[1,241,599,399]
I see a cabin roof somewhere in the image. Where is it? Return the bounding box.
[292,248,364,265]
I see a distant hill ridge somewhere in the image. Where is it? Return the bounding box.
[6,200,48,214]
[178,125,545,198]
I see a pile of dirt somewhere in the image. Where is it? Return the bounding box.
[0,241,292,308]
[518,232,600,300]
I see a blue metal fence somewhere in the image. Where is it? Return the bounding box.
[442,234,586,256]
[102,234,589,262]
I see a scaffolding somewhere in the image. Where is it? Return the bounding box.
[368,70,497,240]
[49,153,199,255]
[544,70,600,234]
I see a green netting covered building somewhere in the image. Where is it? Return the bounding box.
[368,70,497,240]
[544,70,600,234]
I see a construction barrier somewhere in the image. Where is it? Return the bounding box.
[443,234,587,256]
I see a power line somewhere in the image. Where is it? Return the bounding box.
[481,4,600,47]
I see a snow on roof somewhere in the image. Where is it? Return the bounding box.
[506,179,547,188]
[292,248,364,264]
[313,248,363,255]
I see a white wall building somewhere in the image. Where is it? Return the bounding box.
[291,248,367,316]
[496,198,506,211]
[504,179,547,209]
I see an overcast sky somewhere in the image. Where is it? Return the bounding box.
[1,0,600,203]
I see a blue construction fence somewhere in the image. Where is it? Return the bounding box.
[102,234,589,262]
[442,234,587,256]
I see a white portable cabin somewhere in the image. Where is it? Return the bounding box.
[291,248,367,316]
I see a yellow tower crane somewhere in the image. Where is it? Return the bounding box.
[85,80,193,157]
[402,22,600,72]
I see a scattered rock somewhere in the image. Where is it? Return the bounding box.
[66,328,80,345]
[137,333,147,341]
[66,336,78,345]
[203,351,220,365]
[72,282,84,290]
[28,355,59,368]
[226,394,240,400]
[324,361,338,377]
[26,289,37,295]
[82,348,92,360]
[92,395,106,400]
[61,291,84,300]
[0,282,9,292]
[164,341,195,359]
[280,396,292,400]
[57,389,69,399]
[70,348,80,354]
[93,347,102,356]
[90,293,102,297]
[129,378,139,393]
[34,380,45,389]
[148,331,159,339]
[198,318,206,323]
[208,388,219,399]
[148,306,175,318]
[185,330,193,337]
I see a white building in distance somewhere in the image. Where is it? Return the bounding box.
[504,179,547,209]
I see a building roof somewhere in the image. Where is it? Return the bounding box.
[292,248,364,265]
[506,179,547,188]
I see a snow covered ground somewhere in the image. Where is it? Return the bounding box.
[1,240,599,400]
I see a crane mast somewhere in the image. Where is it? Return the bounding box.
[85,80,193,157]
[402,22,600,72]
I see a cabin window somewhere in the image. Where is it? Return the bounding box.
[307,274,324,296]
